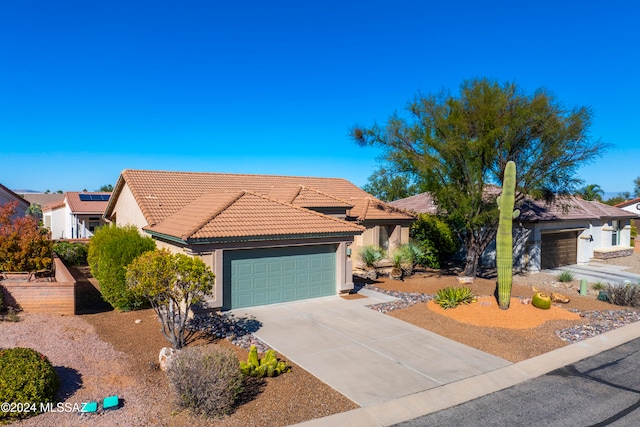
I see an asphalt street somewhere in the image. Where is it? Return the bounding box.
[394,337,640,427]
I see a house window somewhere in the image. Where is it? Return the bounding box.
[611,220,620,246]
[379,225,396,250]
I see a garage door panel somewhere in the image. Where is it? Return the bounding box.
[541,231,578,269]
[224,245,336,309]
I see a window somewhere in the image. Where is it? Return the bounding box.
[611,220,620,246]
[379,225,396,250]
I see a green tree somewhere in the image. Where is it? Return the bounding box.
[88,224,156,310]
[634,177,640,198]
[353,78,609,276]
[0,202,52,272]
[576,184,604,201]
[126,249,215,349]
[604,192,631,206]
[98,184,114,192]
[410,213,457,269]
[362,167,421,202]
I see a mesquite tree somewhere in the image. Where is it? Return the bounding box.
[126,249,215,349]
[496,161,520,310]
[353,78,609,277]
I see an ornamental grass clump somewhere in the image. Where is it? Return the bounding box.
[167,346,243,418]
[0,348,60,421]
[434,286,477,310]
[557,270,575,283]
[605,282,640,308]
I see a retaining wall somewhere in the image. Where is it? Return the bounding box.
[0,257,76,315]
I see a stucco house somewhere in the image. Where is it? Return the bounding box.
[0,183,30,218]
[103,169,414,310]
[390,193,636,272]
[43,192,111,239]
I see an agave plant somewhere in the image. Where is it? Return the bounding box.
[357,246,385,279]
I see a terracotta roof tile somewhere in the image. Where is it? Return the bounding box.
[615,198,640,209]
[107,169,409,224]
[65,192,111,214]
[348,197,414,221]
[146,191,364,241]
[388,193,438,214]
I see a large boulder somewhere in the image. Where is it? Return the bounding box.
[159,347,178,371]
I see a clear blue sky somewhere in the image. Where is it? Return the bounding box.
[1,1,638,195]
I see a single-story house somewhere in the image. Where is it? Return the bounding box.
[43,192,111,239]
[19,193,66,222]
[103,169,414,310]
[390,193,636,272]
[0,183,30,218]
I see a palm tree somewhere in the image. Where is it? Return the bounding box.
[576,184,604,201]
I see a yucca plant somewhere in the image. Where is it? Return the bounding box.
[434,286,477,310]
[357,246,386,279]
[397,241,425,276]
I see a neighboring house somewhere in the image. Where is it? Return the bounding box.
[43,192,111,239]
[615,198,640,223]
[103,169,414,310]
[0,183,30,218]
[19,193,66,223]
[390,193,636,272]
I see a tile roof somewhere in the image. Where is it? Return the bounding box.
[615,198,640,209]
[518,196,636,222]
[106,169,411,225]
[388,193,438,214]
[45,192,111,214]
[145,191,364,242]
[348,197,415,221]
[20,193,65,207]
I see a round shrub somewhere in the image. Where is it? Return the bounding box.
[410,213,457,269]
[167,346,243,418]
[88,225,156,311]
[0,348,60,420]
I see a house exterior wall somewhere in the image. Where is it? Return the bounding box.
[351,222,412,267]
[45,206,68,239]
[0,187,29,218]
[109,183,148,230]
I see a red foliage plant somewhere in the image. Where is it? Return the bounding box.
[0,202,52,272]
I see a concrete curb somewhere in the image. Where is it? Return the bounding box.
[292,320,640,426]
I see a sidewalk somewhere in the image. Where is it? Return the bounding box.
[293,320,640,426]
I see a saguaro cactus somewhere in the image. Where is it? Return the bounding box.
[496,161,520,310]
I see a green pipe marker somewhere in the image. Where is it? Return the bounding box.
[580,279,588,296]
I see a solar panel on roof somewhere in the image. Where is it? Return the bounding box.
[79,194,110,201]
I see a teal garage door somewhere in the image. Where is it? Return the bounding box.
[223,245,337,309]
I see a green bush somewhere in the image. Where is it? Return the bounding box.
[591,281,607,291]
[53,241,88,266]
[167,346,243,418]
[88,225,156,311]
[410,213,457,269]
[434,286,477,309]
[605,282,640,308]
[557,270,574,283]
[240,345,291,378]
[0,348,60,421]
[357,246,386,269]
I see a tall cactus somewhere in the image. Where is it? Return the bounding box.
[496,161,520,310]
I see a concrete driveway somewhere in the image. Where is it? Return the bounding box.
[543,262,640,284]
[232,291,510,407]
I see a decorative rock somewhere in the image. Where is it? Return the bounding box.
[458,276,474,285]
[134,319,142,324]
[159,347,177,371]
[550,292,570,303]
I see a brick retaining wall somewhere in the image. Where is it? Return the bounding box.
[1,257,76,315]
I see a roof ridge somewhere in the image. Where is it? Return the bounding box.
[120,168,352,182]
[249,191,364,231]
[181,191,245,240]
[297,185,354,206]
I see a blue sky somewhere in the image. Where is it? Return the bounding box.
[1,1,638,195]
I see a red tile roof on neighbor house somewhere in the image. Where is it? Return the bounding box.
[43,192,111,214]
[144,191,365,242]
[105,170,413,229]
[615,197,640,209]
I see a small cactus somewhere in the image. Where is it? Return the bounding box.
[239,346,291,378]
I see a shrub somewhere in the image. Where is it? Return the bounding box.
[591,281,607,291]
[605,282,640,308]
[88,225,156,311]
[357,246,385,270]
[240,345,291,378]
[0,202,52,272]
[410,213,457,269]
[557,270,574,283]
[0,348,60,421]
[167,346,243,418]
[434,286,477,309]
[53,241,88,266]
